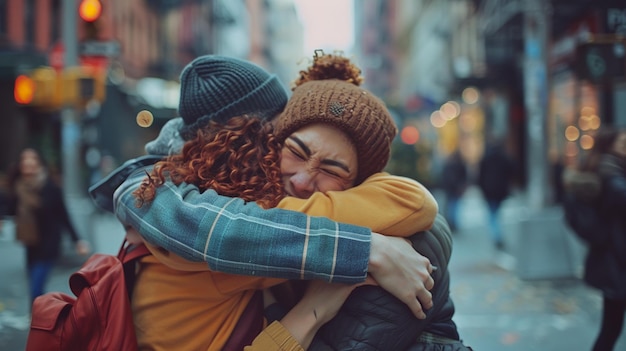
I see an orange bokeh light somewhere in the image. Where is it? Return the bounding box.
[14,75,35,104]
[400,126,420,145]
[79,0,102,22]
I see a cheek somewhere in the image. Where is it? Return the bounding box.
[316,177,350,194]
[280,151,297,175]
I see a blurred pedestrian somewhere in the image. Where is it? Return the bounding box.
[477,137,515,250]
[571,127,626,351]
[441,149,468,232]
[1,148,90,305]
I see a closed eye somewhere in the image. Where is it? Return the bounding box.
[287,136,311,161]
[288,146,306,160]
[321,168,341,177]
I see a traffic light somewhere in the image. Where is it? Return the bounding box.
[14,67,62,109]
[79,0,102,40]
[14,66,106,109]
[14,75,35,104]
[79,0,101,21]
[62,66,106,106]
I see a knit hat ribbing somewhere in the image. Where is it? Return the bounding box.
[178,55,288,139]
[274,79,397,184]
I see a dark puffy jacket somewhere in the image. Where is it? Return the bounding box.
[310,213,464,351]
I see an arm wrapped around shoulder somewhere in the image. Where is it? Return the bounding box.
[310,214,459,351]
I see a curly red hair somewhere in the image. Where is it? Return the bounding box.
[133,115,285,209]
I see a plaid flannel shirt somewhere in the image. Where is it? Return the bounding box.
[113,166,371,284]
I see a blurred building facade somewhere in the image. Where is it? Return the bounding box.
[353,0,487,187]
[353,0,626,208]
[0,0,302,191]
[2,0,625,209]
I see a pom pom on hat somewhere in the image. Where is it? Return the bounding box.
[178,55,289,139]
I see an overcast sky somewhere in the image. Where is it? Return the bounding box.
[294,0,355,55]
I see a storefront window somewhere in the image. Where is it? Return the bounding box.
[548,68,599,169]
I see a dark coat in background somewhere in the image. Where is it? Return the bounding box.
[441,152,468,199]
[477,145,515,203]
[6,177,81,264]
[583,154,626,300]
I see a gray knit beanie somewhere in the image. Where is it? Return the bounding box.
[178,55,289,139]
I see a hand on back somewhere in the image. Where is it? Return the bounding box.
[368,233,434,319]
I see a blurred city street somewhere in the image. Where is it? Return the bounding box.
[2,1,626,350]
[0,187,625,351]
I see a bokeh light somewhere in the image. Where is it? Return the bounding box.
[581,106,595,117]
[578,115,591,131]
[565,126,580,141]
[14,75,35,104]
[430,110,446,128]
[400,126,420,145]
[461,87,480,104]
[79,0,102,22]
[440,101,460,120]
[580,134,594,150]
[589,114,601,130]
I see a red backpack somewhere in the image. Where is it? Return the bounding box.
[25,241,150,351]
[25,240,265,351]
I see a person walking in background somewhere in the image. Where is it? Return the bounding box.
[477,137,515,250]
[441,149,468,232]
[1,148,90,304]
[567,127,626,351]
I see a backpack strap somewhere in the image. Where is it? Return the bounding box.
[117,239,152,299]
[222,290,264,351]
[121,242,152,264]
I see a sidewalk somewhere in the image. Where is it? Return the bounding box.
[443,186,626,350]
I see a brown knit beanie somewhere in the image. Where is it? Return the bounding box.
[274,52,397,184]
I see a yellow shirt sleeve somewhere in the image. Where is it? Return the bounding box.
[277,172,438,237]
[244,321,304,351]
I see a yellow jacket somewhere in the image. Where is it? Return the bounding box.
[132,172,438,350]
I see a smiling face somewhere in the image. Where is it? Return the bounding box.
[280,123,358,199]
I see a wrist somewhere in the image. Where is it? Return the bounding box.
[367,232,384,274]
[281,303,323,349]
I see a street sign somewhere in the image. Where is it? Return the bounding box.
[79,40,121,57]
